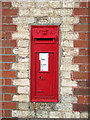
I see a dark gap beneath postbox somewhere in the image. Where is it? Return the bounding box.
[37,38,53,40]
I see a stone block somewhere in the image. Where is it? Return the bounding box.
[13,79,29,86]
[12,110,35,118]
[61,87,72,95]
[18,71,28,78]
[13,95,29,102]
[49,111,62,118]
[18,86,29,94]
[61,79,77,87]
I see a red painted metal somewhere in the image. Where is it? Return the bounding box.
[30,25,59,102]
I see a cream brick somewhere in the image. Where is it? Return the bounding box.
[61,71,71,79]
[61,56,72,64]
[63,1,75,8]
[61,9,73,16]
[12,2,35,8]
[61,95,77,103]
[54,9,73,16]
[49,1,62,8]
[18,103,33,110]
[61,64,79,71]
[13,17,34,24]
[18,58,29,63]
[17,24,28,32]
[32,9,53,17]
[13,79,29,86]
[49,111,62,118]
[18,71,28,78]
[36,2,49,8]
[61,40,73,47]
[12,110,35,118]
[62,112,80,118]
[62,48,79,56]
[12,32,29,39]
[13,48,29,55]
[49,17,62,24]
[18,40,29,47]
[80,112,88,118]
[18,86,29,94]
[61,87,72,95]
[61,79,77,87]
[19,9,30,16]
[12,63,29,70]
[36,111,48,118]
[62,17,79,24]
[55,103,72,111]
[61,32,79,40]
[18,54,29,58]
[61,24,73,32]
[13,95,29,102]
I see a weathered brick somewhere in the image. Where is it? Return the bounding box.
[2,2,11,8]
[2,86,16,93]
[87,17,90,23]
[79,64,88,71]
[2,25,17,31]
[4,94,12,101]
[5,48,12,54]
[5,79,11,85]
[2,102,16,109]
[74,40,88,48]
[2,17,12,23]
[87,33,90,40]
[80,17,87,23]
[74,25,88,31]
[2,9,18,16]
[79,49,87,55]
[79,33,86,39]
[5,110,11,117]
[73,8,88,15]
[78,96,85,103]
[73,104,89,112]
[72,72,89,80]
[1,32,12,39]
[1,55,16,62]
[5,63,11,70]
[79,2,88,7]
[0,48,4,54]
[73,88,90,95]
[1,40,17,47]
[86,81,90,87]
[73,56,89,63]
[85,96,90,103]
[78,81,86,87]
[2,71,16,78]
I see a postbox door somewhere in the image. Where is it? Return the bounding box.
[35,52,54,97]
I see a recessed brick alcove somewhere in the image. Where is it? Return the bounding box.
[0,1,90,119]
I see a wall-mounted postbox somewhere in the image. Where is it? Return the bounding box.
[30,25,59,102]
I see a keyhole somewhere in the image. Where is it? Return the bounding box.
[39,76,41,79]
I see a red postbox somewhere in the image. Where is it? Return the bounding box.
[30,25,59,102]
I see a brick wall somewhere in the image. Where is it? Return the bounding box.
[72,1,90,114]
[0,1,89,119]
[0,2,18,118]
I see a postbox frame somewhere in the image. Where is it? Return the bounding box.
[28,23,61,102]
